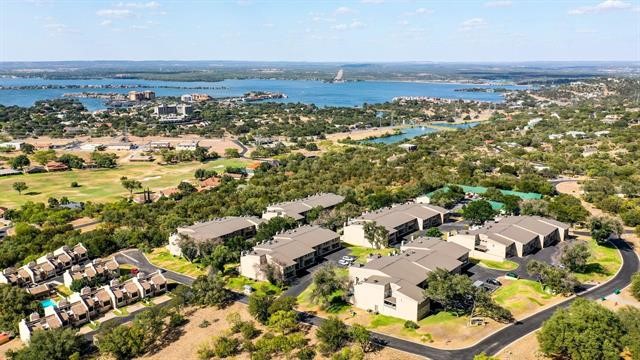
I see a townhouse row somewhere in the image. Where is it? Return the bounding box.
[0,244,89,286]
[19,271,167,343]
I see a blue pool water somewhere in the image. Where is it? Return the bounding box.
[0,77,527,110]
[40,298,56,308]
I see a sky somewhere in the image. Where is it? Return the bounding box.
[1,0,639,62]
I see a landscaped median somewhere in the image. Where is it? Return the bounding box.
[473,258,519,271]
[343,244,395,264]
[145,248,207,278]
[572,237,622,283]
[492,278,560,318]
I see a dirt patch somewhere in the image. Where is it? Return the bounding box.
[496,331,548,360]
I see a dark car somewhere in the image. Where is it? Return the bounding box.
[506,272,519,279]
[486,278,502,286]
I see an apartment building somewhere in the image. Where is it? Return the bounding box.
[167,216,264,257]
[240,225,341,281]
[349,237,469,322]
[18,271,167,343]
[342,203,449,248]
[62,258,120,288]
[0,244,89,286]
[448,216,570,261]
[262,193,345,222]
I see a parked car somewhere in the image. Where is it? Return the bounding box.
[338,259,351,266]
[506,272,519,279]
[342,255,356,262]
[486,278,502,286]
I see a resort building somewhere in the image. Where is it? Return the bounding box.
[19,271,167,343]
[342,203,449,248]
[62,258,120,288]
[448,216,570,261]
[240,225,341,281]
[262,193,345,222]
[349,237,469,322]
[1,244,89,286]
[167,216,264,257]
[176,140,199,151]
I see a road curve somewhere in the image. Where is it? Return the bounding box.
[114,239,639,360]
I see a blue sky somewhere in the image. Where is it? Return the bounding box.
[1,0,639,62]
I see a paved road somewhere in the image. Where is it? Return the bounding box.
[114,239,638,360]
[231,139,249,157]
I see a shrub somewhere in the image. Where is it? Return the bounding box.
[212,336,240,358]
[240,321,260,340]
[404,320,420,330]
[296,347,316,360]
[70,181,80,188]
[632,273,640,301]
[198,320,211,328]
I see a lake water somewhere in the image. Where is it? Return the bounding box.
[0,77,526,110]
[365,122,481,144]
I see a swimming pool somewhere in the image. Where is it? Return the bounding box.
[40,298,56,308]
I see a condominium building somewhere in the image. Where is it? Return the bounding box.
[167,216,264,257]
[18,271,167,343]
[448,216,570,261]
[349,237,469,321]
[240,225,341,281]
[62,258,120,288]
[0,244,89,286]
[262,193,345,222]
[342,203,449,248]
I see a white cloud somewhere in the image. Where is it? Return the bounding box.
[459,17,487,31]
[484,0,512,7]
[398,20,409,26]
[360,0,383,3]
[404,8,433,16]
[334,6,353,15]
[568,0,632,15]
[130,24,149,30]
[96,9,133,18]
[100,19,113,26]
[331,20,365,30]
[120,1,160,8]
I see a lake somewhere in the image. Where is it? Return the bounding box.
[0,77,526,110]
[365,122,481,144]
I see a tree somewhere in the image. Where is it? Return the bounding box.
[212,336,240,358]
[57,154,85,169]
[0,284,39,332]
[97,322,146,360]
[203,245,234,273]
[589,216,623,245]
[631,273,640,301]
[12,181,28,195]
[559,241,591,272]
[20,143,35,154]
[32,150,57,165]
[618,306,640,360]
[90,151,118,168]
[537,299,624,360]
[224,148,241,158]
[349,324,373,352]
[462,200,495,225]
[10,154,30,170]
[177,181,197,194]
[193,146,210,162]
[549,194,589,225]
[8,328,87,360]
[527,260,578,296]
[121,177,142,196]
[425,227,443,237]
[423,268,475,315]
[363,222,389,249]
[316,316,349,355]
[268,310,298,335]
[191,272,232,308]
[310,264,346,308]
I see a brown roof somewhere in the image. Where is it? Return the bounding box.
[150,274,166,285]
[45,314,62,329]
[96,289,111,303]
[178,216,264,242]
[124,281,139,295]
[70,302,87,315]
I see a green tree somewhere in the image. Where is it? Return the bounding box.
[10,154,30,170]
[12,181,28,195]
[527,260,578,296]
[191,272,232,308]
[559,241,591,272]
[121,177,142,196]
[548,194,589,225]
[631,273,640,301]
[178,181,197,194]
[425,227,443,237]
[618,306,640,360]
[310,264,346,308]
[224,148,241,158]
[32,150,57,165]
[537,299,624,360]
[462,200,495,225]
[423,268,475,315]
[363,222,389,249]
[212,336,240,358]
[316,316,349,355]
[248,292,275,324]
[20,143,35,154]
[98,323,146,360]
[0,284,39,332]
[589,216,623,244]
[8,328,87,360]
[349,324,373,352]
[268,310,299,335]
[57,153,85,169]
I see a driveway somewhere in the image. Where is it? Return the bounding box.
[283,247,351,297]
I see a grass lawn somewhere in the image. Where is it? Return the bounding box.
[492,279,556,317]
[56,285,73,297]
[344,244,395,264]
[573,238,622,283]
[113,308,129,316]
[0,158,249,208]
[145,248,207,278]
[297,268,350,314]
[474,258,519,271]
[225,275,281,295]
